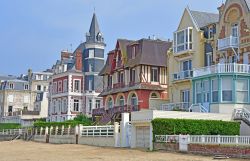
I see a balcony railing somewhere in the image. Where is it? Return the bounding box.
[173,70,193,81]
[113,82,125,89]
[193,63,250,78]
[218,36,239,51]
[4,110,40,116]
[161,102,191,111]
[92,105,139,116]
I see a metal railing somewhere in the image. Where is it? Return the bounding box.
[173,70,193,81]
[189,103,208,113]
[155,135,250,145]
[4,110,40,116]
[81,125,114,137]
[161,102,190,111]
[218,36,238,51]
[193,63,250,78]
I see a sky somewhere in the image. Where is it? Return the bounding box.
[0,0,221,76]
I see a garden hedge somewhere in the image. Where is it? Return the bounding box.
[0,123,21,130]
[34,114,93,128]
[152,118,240,136]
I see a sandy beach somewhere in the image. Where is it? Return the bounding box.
[0,140,246,161]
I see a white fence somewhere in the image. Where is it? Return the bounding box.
[0,129,23,135]
[155,135,250,145]
[80,125,114,137]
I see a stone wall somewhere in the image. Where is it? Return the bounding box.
[154,142,250,158]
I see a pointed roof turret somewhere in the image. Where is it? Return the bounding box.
[86,13,104,44]
[89,13,100,37]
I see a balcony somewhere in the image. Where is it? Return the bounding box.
[218,36,239,51]
[161,102,191,111]
[173,70,193,81]
[193,63,250,78]
[4,110,40,116]
[113,82,125,89]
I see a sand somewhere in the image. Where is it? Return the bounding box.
[0,140,245,161]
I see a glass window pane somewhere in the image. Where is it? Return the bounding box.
[222,78,232,90]
[212,91,218,102]
[222,91,232,101]
[237,79,248,90]
[237,92,248,102]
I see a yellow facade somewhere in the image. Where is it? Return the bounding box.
[168,8,206,106]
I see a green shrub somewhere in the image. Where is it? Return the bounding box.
[151,118,240,136]
[33,114,93,128]
[0,123,21,130]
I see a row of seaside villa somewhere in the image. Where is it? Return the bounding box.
[0,0,250,143]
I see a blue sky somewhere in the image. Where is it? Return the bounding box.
[0,0,221,76]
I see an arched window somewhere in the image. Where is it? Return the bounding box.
[108,97,113,109]
[151,92,159,98]
[131,94,137,106]
[119,96,125,106]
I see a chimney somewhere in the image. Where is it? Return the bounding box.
[61,50,70,60]
[75,49,82,71]
[217,3,225,20]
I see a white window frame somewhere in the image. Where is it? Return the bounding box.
[151,67,159,82]
[73,99,79,112]
[89,49,94,58]
[236,79,248,103]
[206,52,212,66]
[63,79,68,93]
[221,77,233,102]
[58,80,62,93]
[96,100,101,109]
[73,79,81,93]
[53,82,57,94]
[9,83,14,89]
[174,27,193,53]
[211,79,219,102]
[24,84,29,90]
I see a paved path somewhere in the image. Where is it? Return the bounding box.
[0,140,245,161]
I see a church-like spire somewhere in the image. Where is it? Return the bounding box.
[86,13,104,43]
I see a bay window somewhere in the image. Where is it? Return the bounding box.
[222,78,232,102]
[236,79,248,103]
[174,27,193,53]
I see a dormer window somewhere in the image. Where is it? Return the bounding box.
[208,26,214,39]
[174,27,193,53]
[9,83,14,89]
[24,84,29,90]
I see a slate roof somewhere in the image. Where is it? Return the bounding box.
[190,10,219,28]
[125,39,172,68]
[99,38,171,76]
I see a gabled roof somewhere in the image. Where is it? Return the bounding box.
[190,10,219,28]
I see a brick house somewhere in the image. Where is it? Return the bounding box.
[92,38,172,124]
